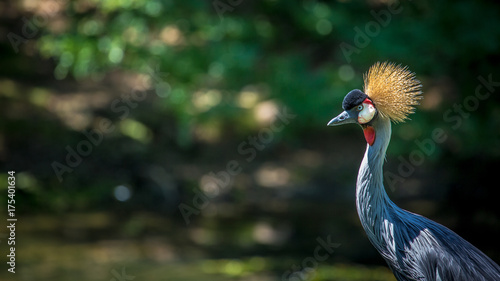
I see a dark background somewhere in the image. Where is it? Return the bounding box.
[1,0,499,280]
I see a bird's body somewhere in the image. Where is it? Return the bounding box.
[328,62,500,280]
[357,116,500,280]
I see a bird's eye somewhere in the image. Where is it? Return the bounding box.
[357,105,363,111]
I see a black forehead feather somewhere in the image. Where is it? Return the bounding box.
[342,89,369,110]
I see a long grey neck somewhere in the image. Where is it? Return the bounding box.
[356,117,398,242]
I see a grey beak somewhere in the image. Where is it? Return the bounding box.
[327,110,357,126]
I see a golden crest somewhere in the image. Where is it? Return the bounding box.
[364,62,423,123]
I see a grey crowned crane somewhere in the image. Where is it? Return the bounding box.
[327,62,500,281]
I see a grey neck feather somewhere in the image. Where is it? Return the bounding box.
[356,116,399,247]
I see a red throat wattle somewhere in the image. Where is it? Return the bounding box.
[363,126,376,146]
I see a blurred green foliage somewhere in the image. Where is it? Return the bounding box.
[32,0,500,152]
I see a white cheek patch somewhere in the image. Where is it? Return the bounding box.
[358,103,376,124]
